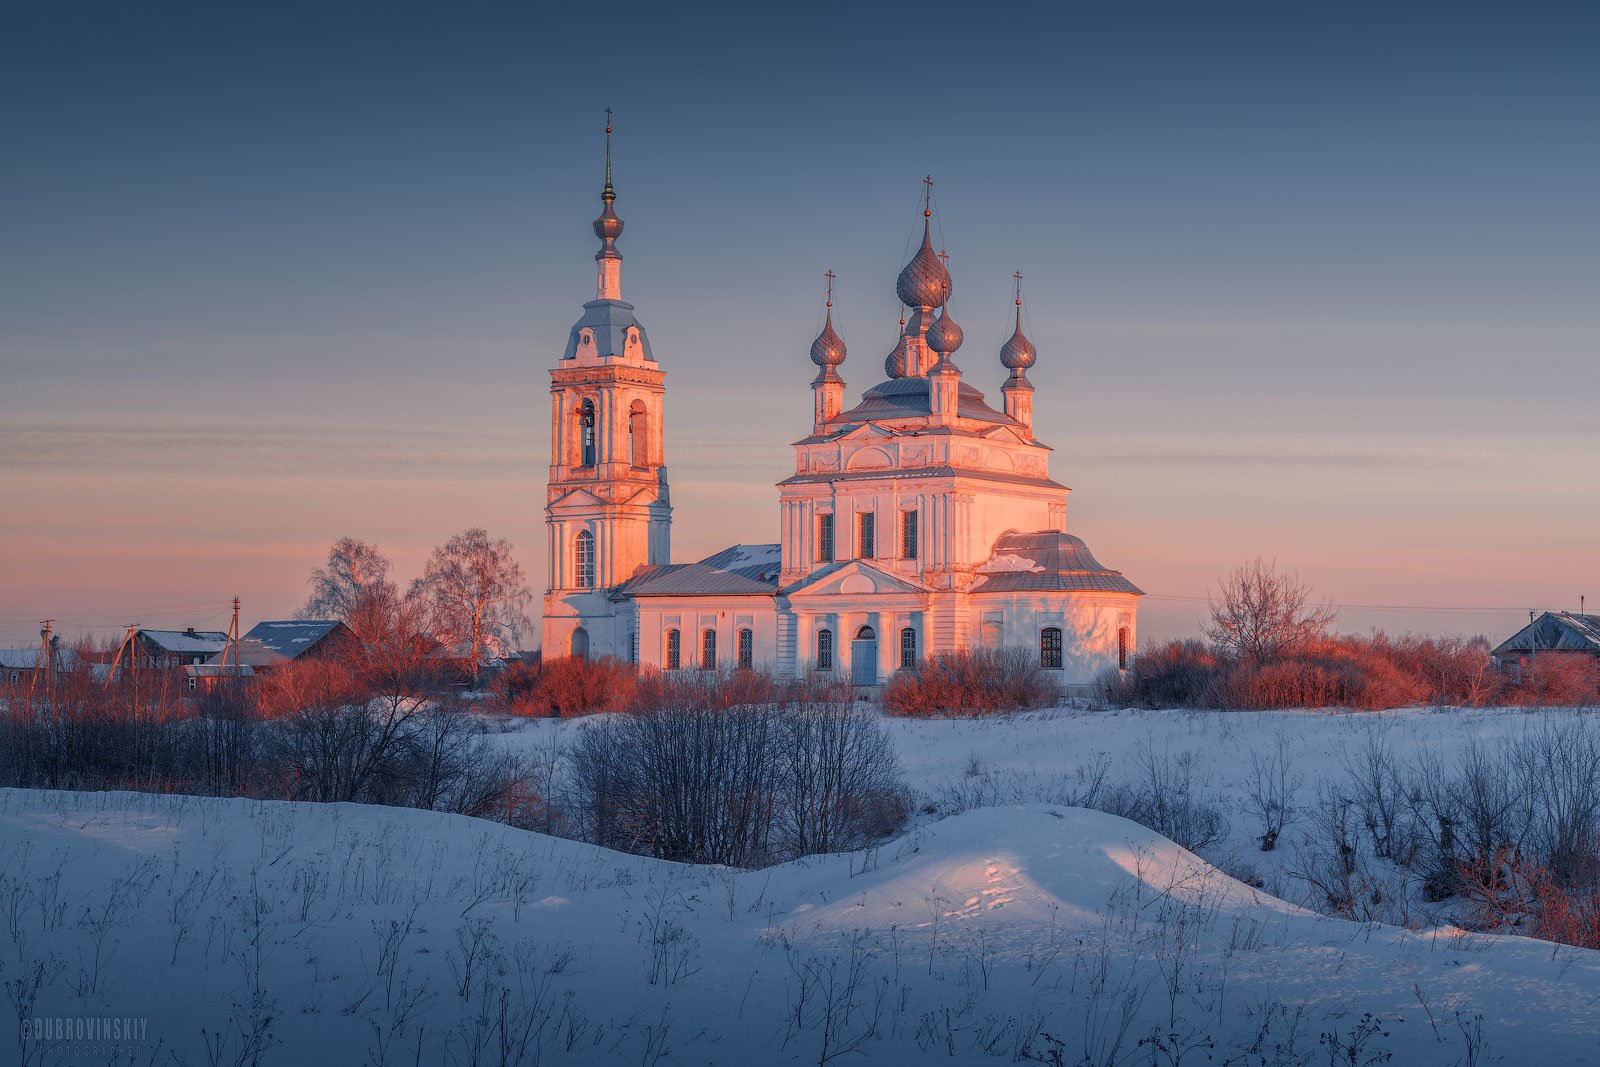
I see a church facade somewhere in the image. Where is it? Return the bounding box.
[542,130,1141,691]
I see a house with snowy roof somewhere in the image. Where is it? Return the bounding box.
[539,128,1140,692]
[206,620,354,672]
[1493,612,1600,675]
[134,628,231,669]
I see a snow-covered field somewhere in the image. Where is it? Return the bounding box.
[3,707,1598,1065]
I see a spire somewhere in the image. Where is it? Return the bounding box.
[592,109,625,299]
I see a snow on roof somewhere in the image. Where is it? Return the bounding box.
[969,530,1144,595]
[615,544,782,598]
[212,620,346,667]
[139,629,230,654]
[0,648,82,671]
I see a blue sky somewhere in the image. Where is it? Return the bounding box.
[2,1,1596,646]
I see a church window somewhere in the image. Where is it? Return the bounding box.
[571,627,589,659]
[574,530,595,588]
[701,629,717,670]
[858,513,875,558]
[580,399,597,466]
[665,629,680,670]
[737,628,753,669]
[1041,627,1063,670]
[1118,627,1130,670]
[816,629,834,671]
[629,629,638,665]
[817,514,835,563]
[629,400,648,467]
[899,627,917,670]
[901,509,918,559]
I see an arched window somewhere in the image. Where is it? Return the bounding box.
[737,628,753,669]
[1118,627,1130,671]
[574,530,595,588]
[1040,627,1063,670]
[570,627,589,659]
[855,625,875,641]
[665,629,680,670]
[701,629,717,670]
[899,627,917,670]
[580,398,597,466]
[816,628,834,671]
[629,401,648,468]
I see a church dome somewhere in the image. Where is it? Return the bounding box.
[896,221,951,309]
[927,309,964,354]
[810,312,846,367]
[884,335,908,378]
[999,317,1036,371]
[593,199,624,244]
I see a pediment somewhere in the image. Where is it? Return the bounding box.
[835,422,897,443]
[786,560,929,599]
[548,483,657,509]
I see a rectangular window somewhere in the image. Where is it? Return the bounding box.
[899,627,917,670]
[816,629,834,671]
[817,513,835,563]
[737,628,753,669]
[1041,627,1063,671]
[858,512,875,559]
[629,629,639,665]
[901,509,918,560]
[665,629,680,670]
[701,629,717,670]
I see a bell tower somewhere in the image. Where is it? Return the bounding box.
[542,113,671,660]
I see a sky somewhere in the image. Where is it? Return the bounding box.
[2,1,1597,649]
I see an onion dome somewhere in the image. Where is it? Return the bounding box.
[884,335,908,378]
[927,308,964,355]
[896,219,951,309]
[999,307,1036,372]
[810,310,846,367]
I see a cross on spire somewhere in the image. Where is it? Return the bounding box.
[824,269,835,309]
[1013,270,1024,306]
[602,107,615,200]
[922,175,933,218]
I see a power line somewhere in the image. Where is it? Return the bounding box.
[1142,593,1551,615]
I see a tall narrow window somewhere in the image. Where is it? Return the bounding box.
[580,398,597,466]
[817,514,835,563]
[574,530,595,588]
[858,513,875,558]
[737,628,753,669]
[665,629,680,670]
[629,400,648,468]
[701,629,717,670]
[1041,627,1063,670]
[899,627,917,670]
[816,629,834,671]
[901,509,918,560]
[629,629,639,665]
[1118,627,1130,670]
[570,627,589,659]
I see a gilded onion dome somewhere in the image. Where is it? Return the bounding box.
[896,219,951,309]
[810,309,846,367]
[884,334,908,378]
[999,306,1037,371]
[927,307,964,355]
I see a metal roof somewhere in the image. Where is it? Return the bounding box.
[562,299,655,362]
[138,629,229,654]
[213,620,348,667]
[1493,612,1600,657]
[828,375,1019,428]
[778,465,1066,491]
[615,544,782,598]
[969,530,1144,595]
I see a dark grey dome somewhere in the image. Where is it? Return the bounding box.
[896,220,951,309]
[885,335,907,378]
[927,309,964,354]
[810,311,846,367]
[1000,307,1036,371]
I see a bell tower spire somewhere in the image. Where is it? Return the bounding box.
[593,108,625,301]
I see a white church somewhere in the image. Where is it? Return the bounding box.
[541,126,1141,691]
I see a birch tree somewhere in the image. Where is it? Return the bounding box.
[414,528,532,688]
[298,537,398,639]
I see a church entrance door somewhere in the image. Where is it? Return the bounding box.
[850,625,878,686]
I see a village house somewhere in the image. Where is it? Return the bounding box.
[1492,611,1600,680]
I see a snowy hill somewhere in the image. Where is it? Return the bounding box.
[3,786,1596,1065]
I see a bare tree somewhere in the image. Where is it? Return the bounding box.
[299,537,399,640]
[413,528,532,689]
[1202,557,1336,662]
